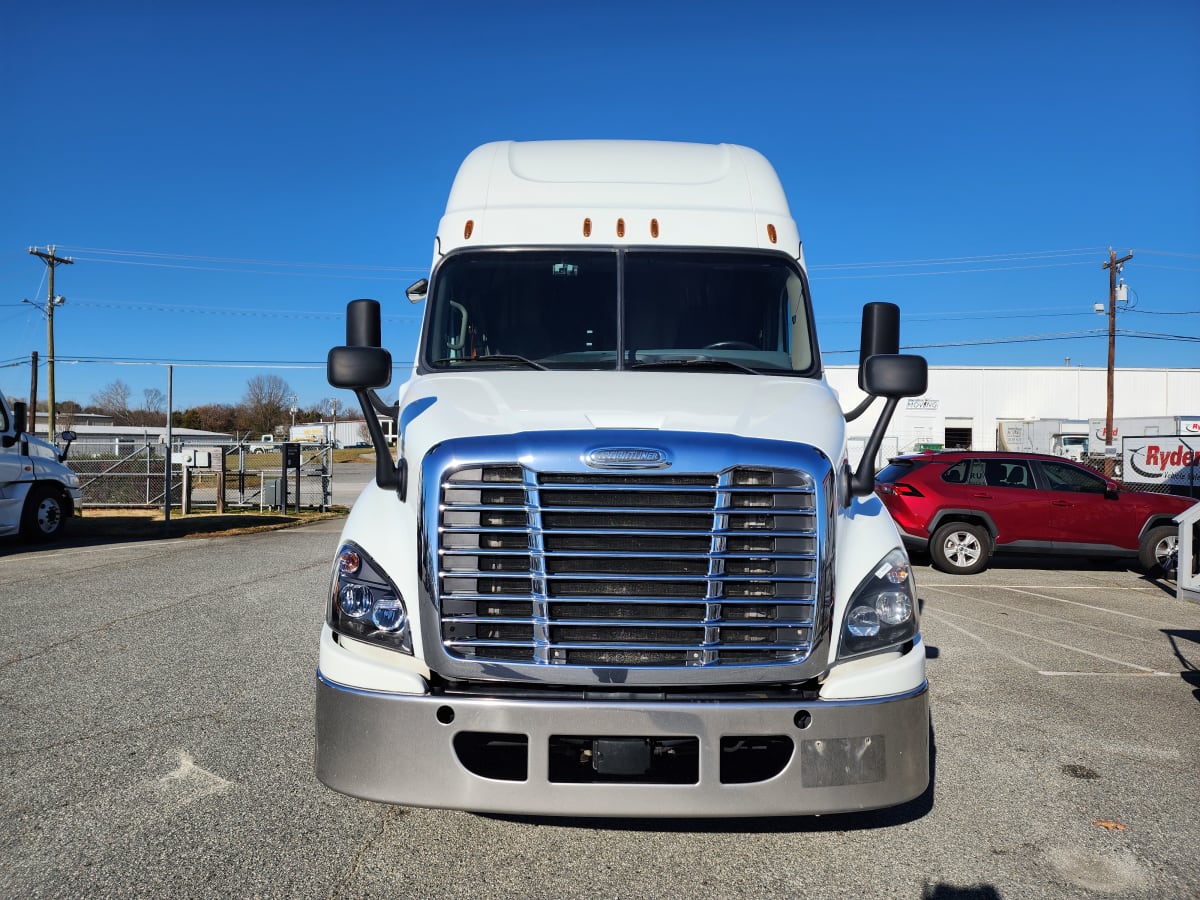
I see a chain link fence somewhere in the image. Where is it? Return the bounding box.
[68,440,334,511]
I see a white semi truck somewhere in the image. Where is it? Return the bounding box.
[316,140,930,816]
[0,388,82,541]
[996,418,1089,460]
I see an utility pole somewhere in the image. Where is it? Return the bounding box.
[1102,248,1134,478]
[28,351,39,437]
[28,246,74,438]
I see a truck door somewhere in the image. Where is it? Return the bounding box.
[0,407,30,526]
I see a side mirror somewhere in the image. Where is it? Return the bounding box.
[12,401,27,436]
[406,278,429,304]
[857,302,900,391]
[58,430,77,462]
[328,346,393,390]
[1105,482,1120,500]
[862,354,928,399]
[328,298,393,390]
[847,354,928,502]
[329,297,401,494]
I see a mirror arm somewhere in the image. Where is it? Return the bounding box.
[365,389,394,418]
[844,394,877,423]
[351,389,403,496]
[846,396,900,504]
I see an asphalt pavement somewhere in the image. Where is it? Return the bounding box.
[1,523,1196,899]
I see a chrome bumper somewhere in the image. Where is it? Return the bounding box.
[315,675,929,817]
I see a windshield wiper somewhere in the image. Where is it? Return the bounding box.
[432,355,549,371]
[631,357,761,375]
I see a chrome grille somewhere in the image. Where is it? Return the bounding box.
[438,465,818,668]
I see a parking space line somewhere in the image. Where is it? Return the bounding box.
[920,583,1157,591]
[997,587,1180,627]
[923,611,1040,670]
[930,607,1158,672]
[1037,671,1175,677]
[923,586,1164,645]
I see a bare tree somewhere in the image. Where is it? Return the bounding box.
[121,387,169,427]
[142,387,166,415]
[90,380,132,424]
[174,403,239,434]
[241,374,292,436]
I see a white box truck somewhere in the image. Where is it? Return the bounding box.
[997,418,1089,460]
[316,140,930,816]
[0,388,82,541]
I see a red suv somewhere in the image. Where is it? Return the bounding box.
[875,450,1195,575]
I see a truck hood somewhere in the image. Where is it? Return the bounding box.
[396,371,848,464]
[23,434,63,461]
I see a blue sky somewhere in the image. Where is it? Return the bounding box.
[3,1,1198,412]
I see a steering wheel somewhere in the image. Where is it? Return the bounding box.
[703,341,757,351]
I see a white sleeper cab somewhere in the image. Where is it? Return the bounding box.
[316,140,930,817]
[0,389,80,542]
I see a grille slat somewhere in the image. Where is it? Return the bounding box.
[439,464,818,669]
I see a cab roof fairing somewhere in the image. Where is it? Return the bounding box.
[434,140,803,259]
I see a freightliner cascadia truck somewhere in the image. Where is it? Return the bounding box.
[316,140,930,816]
[0,387,80,541]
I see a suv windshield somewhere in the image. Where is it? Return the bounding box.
[422,249,817,374]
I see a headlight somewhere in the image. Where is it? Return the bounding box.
[838,548,918,659]
[328,543,412,653]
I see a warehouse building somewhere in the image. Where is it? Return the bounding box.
[826,365,1200,460]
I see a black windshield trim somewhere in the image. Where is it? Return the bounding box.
[417,246,823,379]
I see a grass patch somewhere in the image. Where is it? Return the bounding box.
[76,507,347,540]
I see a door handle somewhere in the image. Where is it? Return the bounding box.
[971,492,992,498]
[1052,500,1072,507]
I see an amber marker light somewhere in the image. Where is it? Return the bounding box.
[464,220,474,239]
[767,223,777,244]
[650,218,659,238]
[583,217,592,237]
[616,218,625,238]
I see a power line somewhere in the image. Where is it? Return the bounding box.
[57,245,427,272]
[66,299,422,321]
[62,257,420,281]
[812,261,1097,280]
[811,247,1106,271]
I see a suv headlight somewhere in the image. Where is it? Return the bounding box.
[328,543,412,654]
[838,548,918,660]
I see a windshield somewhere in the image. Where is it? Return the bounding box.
[422,249,817,374]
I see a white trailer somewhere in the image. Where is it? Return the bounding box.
[1089,415,1200,445]
[289,421,369,447]
[316,140,930,817]
[996,418,1089,460]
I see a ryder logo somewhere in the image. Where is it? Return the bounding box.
[1126,439,1200,485]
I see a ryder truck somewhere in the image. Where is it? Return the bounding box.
[317,141,930,816]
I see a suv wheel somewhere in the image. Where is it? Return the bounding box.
[1138,526,1178,576]
[931,522,990,575]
